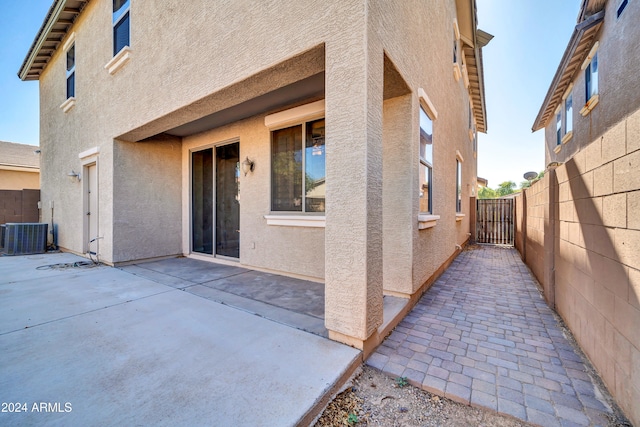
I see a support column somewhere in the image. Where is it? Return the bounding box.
[543,168,557,309]
[382,94,414,297]
[324,29,384,349]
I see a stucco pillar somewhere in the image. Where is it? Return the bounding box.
[382,94,414,297]
[324,31,384,349]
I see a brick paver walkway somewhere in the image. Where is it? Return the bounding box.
[367,246,618,427]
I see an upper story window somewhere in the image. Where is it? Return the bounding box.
[271,118,325,213]
[66,44,75,99]
[113,0,130,56]
[453,19,462,81]
[585,52,598,101]
[564,94,573,135]
[456,159,462,213]
[419,106,433,214]
[556,112,562,146]
[617,0,628,18]
[579,42,599,116]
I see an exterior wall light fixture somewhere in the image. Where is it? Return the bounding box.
[67,170,81,182]
[241,157,255,176]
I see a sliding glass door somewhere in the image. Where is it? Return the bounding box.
[191,142,239,258]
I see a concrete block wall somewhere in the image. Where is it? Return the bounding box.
[515,174,551,300]
[516,109,640,426]
[0,190,40,224]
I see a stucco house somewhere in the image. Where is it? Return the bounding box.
[0,141,40,191]
[527,0,640,424]
[19,0,491,351]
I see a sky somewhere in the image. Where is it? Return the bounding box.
[1,0,581,188]
[476,0,581,187]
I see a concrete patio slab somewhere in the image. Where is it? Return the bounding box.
[0,254,360,426]
[367,246,626,427]
[121,257,327,337]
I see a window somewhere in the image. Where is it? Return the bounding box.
[271,118,325,213]
[453,19,462,81]
[113,0,130,56]
[585,52,598,101]
[419,106,433,214]
[556,112,562,146]
[617,0,628,18]
[66,44,75,99]
[456,160,462,213]
[564,94,573,135]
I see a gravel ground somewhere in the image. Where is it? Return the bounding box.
[314,365,529,427]
[314,364,632,427]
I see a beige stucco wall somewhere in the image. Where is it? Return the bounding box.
[36,0,483,344]
[546,0,640,167]
[0,170,39,191]
[181,113,325,280]
[37,0,349,263]
[112,137,183,263]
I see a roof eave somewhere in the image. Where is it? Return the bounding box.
[18,0,65,81]
[18,0,89,81]
[532,9,605,131]
[475,43,489,133]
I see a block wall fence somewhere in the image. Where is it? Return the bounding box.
[514,110,640,426]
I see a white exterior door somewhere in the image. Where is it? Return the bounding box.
[86,163,98,255]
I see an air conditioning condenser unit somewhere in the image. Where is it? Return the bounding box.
[1,223,48,255]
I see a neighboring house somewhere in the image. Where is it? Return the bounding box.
[0,141,40,191]
[527,0,639,424]
[0,141,40,224]
[19,0,491,351]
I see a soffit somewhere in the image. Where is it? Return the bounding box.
[18,0,90,81]
[161,73,325,138]
[464,43,488,133]
[532,9,605,131]
[456,0,491,133]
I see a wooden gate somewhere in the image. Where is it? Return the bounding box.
[476,199,514,245]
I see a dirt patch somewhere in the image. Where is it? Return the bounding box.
[314,365,528,427]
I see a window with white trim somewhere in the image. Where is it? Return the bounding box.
[585,52,598,101]
[556,112,562,146]
[419,106,433,214]
[564,93,573,135]
[113,0,130,56]
[66,43,75,99]
[453,19,462,81]
[271,118,325,213]
[456,159,462,213]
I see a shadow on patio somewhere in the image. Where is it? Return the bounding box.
[119,257,328,337]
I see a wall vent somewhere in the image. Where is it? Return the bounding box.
[1,223,48,255]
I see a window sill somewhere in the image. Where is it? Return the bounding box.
[453,63,461,81]
[456,213,465,222]
[264,214,325,228]
[60,97,76,113]
[105,46,132,75]
[418,214,440,230]
[561,131,573,144]
[580,94,599,116]
[554,144,562,154]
